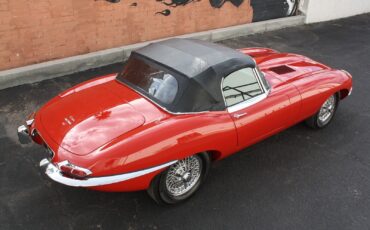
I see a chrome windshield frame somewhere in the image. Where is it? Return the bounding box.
[221,67,270,114]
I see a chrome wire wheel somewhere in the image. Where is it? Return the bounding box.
[165,156,202,197]
[305,93,339,129]
[318,95,336,126]
[147,152,210,205]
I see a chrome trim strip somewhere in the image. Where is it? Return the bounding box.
[40,158,178,187]
[26,119,34,126]
[254,68,270,92]
[341,69,352,78]
[253,68,266,93]
[227,93,268,113]
[348,87,353,96]
[220,77,227,108]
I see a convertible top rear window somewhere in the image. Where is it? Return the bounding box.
[118,56,179,105]
[116,39,258,113]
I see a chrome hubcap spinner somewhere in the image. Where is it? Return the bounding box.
[165,156,202,197]
[318,95,335,124]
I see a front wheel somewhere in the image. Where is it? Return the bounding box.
[305,93,339,129]
[147,153,210,205]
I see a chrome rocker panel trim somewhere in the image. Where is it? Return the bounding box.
[39,158,178,187]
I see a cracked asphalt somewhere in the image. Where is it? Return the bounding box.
[1,14,370,230]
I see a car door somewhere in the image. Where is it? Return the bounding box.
[222,67,299,149]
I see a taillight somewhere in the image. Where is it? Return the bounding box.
[58,161,92,179]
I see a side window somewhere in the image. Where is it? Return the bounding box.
[222,68,264,107]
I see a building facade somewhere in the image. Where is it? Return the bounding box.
[0,0,298,71]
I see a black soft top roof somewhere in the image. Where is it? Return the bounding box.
[134,38,255,79]
[131,38,256,113]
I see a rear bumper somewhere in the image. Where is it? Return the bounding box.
[17,125,31,144]
[17,118,35,144]
[348,87,353,96]
[39,158,177,188]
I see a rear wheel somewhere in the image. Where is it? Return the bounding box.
[305,93,339,129]
[147,153,210,205]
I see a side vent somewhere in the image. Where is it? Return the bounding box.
[270,65,295,74]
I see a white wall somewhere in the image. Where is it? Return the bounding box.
[304,0,370,23]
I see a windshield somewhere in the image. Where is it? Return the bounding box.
[117,56,179,105]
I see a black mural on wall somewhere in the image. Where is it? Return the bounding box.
[102,0,299,21]
[210,0,244,8]
[250,0,299,22]
[155,0,246,16]
[156,9,172,16]
[156,0,200,7]
[103,0,121,3]
[155,0,243,8]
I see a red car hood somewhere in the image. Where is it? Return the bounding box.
[38,82,145,156]
[239,48,331,86]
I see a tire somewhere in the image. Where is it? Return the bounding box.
[305,93,339,129]
[147,152,210,205]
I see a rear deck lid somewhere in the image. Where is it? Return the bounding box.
[39,85,145,155]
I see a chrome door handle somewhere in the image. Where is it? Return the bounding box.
[233,113,247,119]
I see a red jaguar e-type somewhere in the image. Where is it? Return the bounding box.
[18,38,352,204]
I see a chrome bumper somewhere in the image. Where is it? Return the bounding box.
[348,87,353,96]
[39,158,177,187]
[17,125,31,144]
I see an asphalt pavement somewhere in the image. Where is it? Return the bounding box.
[1,13,370,230]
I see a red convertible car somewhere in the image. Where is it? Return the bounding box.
[18,38,352,204]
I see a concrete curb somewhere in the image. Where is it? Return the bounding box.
[0,15,305,90]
